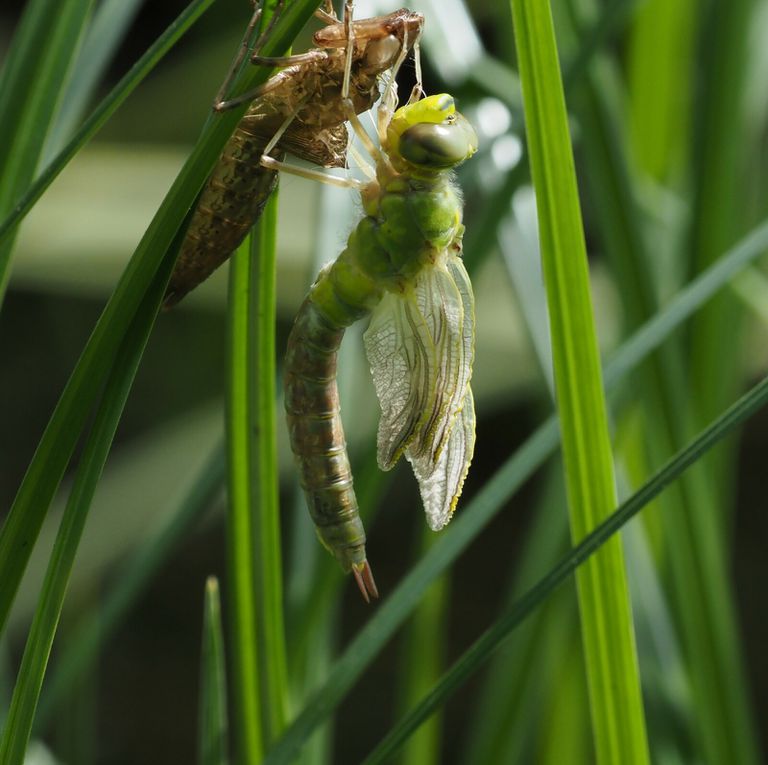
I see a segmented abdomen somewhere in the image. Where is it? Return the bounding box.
[284,293,368,572]
[164,122,281,308]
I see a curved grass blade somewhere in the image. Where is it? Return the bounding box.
[510,0,648,759]
[0,254,174,764]
[225,236,264,763]
[360,371,768,765]
[36,440,224,726]
[627,0,696,181]
[199,577,230,765]
[250,194,288,741]
[0,0,94,301]
[396,529,448,765]
[45,0,147,156]
[0,0,324,638]
[225,203,287,760]
[261,215,768,765]
[461,464,569,764]
[0,0,216,249]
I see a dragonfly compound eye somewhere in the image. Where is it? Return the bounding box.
[397,113,479,169]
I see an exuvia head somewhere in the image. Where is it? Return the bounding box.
[387,94,479,171]
[360,35,403,74]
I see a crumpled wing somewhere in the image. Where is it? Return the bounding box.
[363,253,476,526]
[408,387,476,529]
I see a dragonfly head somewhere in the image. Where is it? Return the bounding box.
[387,94,478,172]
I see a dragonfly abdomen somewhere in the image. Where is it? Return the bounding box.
[284,295,368,574]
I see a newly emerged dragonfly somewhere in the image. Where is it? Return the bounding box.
[164,3,424,307]
[283,12,478,601]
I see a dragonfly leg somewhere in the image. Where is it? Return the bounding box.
[250,49,326,68]
[335,0,387,167]
[315,0,337,24]
[344,102,385,164]
[341,0,355,104]
[212,3,263,110]
[213,0,294,111]
[377,23,418,143]
[260,156,364,190]
[408,39,425,104]
[348,142,377,181]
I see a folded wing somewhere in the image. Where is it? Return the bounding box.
[363,253,476,526]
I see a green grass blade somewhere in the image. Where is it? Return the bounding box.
[688,2,754,439]
[567,7,761,758]
[462,0,639,274]
[37,441,224,726]
[0,0,322,640]
[627,0,696,180]
[199,577,230,765]
[226,192,289,758]
[45,0,146,155]
[0,0,216,249]
[536,632,592,764]
[359,371,768,764]
[226,234,265,764]
[0,259,172,764]
[252,195,289,740]
[604,221,768,387]
[260,214,768,765]
[462,465,570,764]
[396,530,448,765]
[510,0,648,760]
[0,0,95,301]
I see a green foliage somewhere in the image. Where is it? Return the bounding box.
[1,0,767,763]
[199,577,230,765]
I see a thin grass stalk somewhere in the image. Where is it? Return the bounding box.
[462,465,571,764]
[509,0,648,760]
[537,634,592,763]
[626,0,697,181]
[688,1,754,436]
[0,0,94,301]
[225,0,289,747]
[226,234,265,764]
[199,577,230,765]
[298,611,335,765]
[44,0,146,156]
[251,194,289,739]
[0,261,172,764]
[261,215,768,765]
[396,528,448,765]
[359,371,768,764]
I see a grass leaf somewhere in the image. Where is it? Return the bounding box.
[509,0,649,759]
[199,577,230,765]
[0,0,94,300]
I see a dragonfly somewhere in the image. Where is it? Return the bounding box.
[164,2,424,307]
[283,8,478,601]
